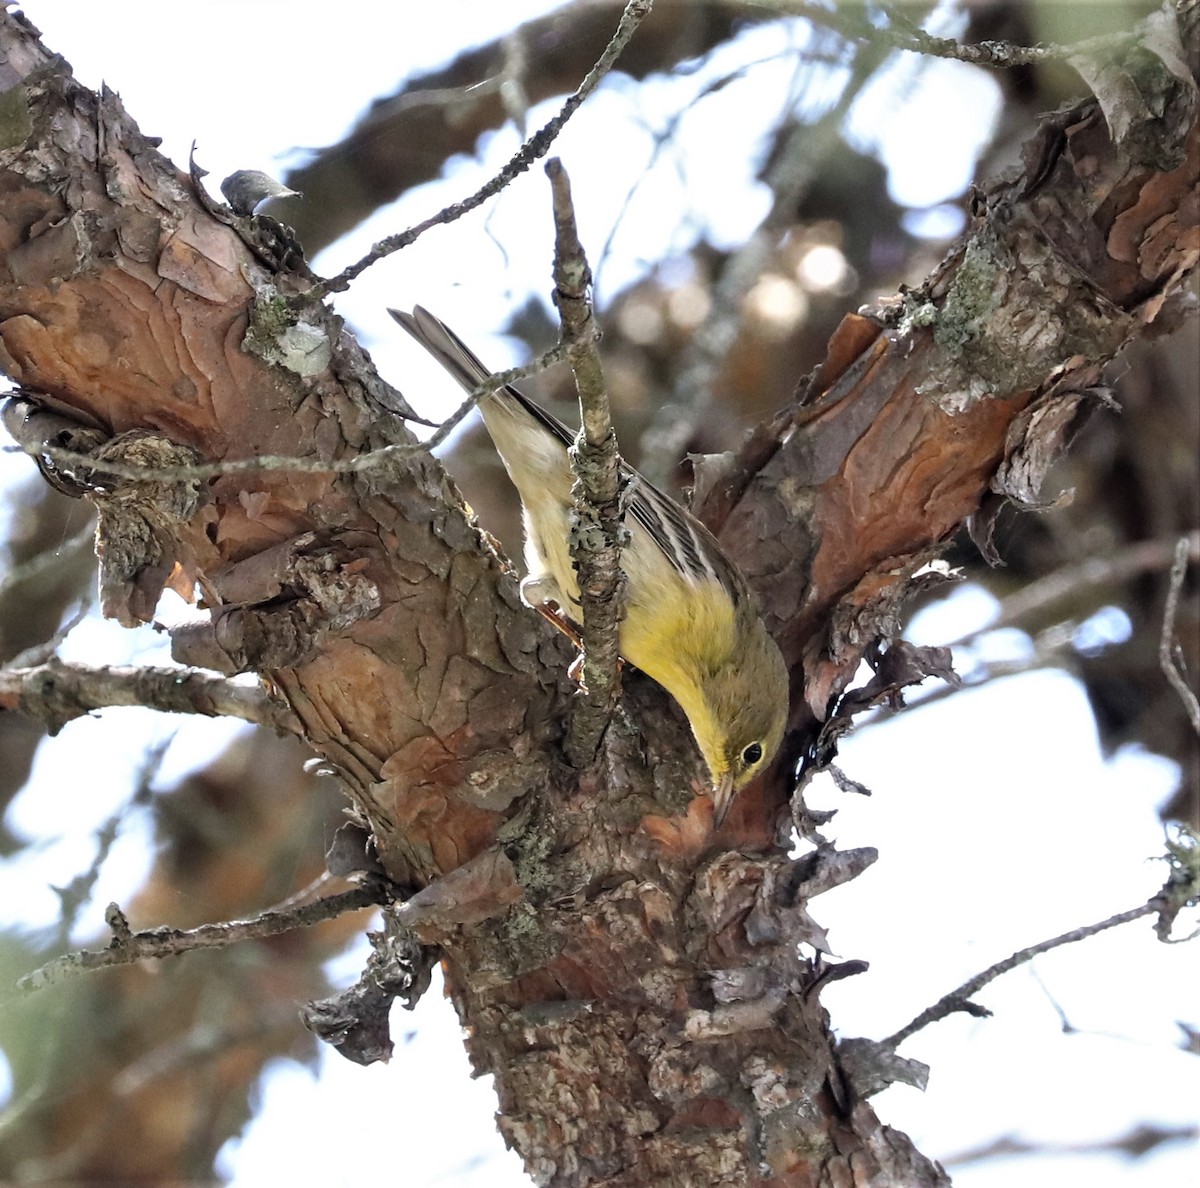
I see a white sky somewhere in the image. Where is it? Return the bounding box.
[2,2,1197,1186]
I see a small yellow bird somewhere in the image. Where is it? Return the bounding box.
[391,306,788,824]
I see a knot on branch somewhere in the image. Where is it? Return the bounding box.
[171,534,381,673]
[1154,823,1200,942]
[82,431,207,627]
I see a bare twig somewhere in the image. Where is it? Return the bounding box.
[4,345,568,486]
[499,28,532,138]
[862,837,1197,1074]
[6,601,90,670]
[863,534,1200,726]
[258,870,337,915]
[546,158,626,766]
[773,0,1140,70]
[1160,535,1200,734]
[112,1004,305,1095]
[883,903,1156,1049]
[0,658,299,734]
[51,738,169,951]
[10,884,387,998]
[0,518,95,602]
[942,1122,1200,1169]
[307,0,655,298]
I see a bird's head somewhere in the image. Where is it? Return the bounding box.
[682,615,789,826]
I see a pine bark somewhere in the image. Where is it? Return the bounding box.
[0,4,1196,1184]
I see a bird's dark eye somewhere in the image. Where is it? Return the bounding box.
[742,742,763,766]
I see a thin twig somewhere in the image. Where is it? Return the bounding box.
[941,1122,1200,1169]
[5,345,568,486]
[546,158,626,767]
[51,737,170,952]
[6,600,90,670]
[10,884,387,999]
[864,534,1200,726]
[307,0,655,298]
[258,869,336,915]
[0,658,299,734]
[770,0,1140,70]
[1159,535,1200,734]
[0,518,95,602]
[883,903,1156,1049]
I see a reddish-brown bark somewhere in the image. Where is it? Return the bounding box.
[0,4,1196,1185]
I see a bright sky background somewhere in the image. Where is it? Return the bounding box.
[2,2,1197,1186]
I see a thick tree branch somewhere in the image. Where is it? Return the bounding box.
[3,343,571,485]
[694,0,1200,813]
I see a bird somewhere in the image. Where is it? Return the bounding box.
[390,306,788,825]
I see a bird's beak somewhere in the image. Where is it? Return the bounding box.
[711,771,736,827]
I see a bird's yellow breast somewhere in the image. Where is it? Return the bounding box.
[485,400,743,778]
[618,562,737,773]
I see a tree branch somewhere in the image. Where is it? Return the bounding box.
[846,821,1200,1086]
[546,158,626,765]
[3,341,571,487]
[11,885,387,999]
[0,658,298,734]
[47,738,167,952]
[0,519,94,602]
[781,0,1144,70]
[307,0,655,298]
[947,531,1200,647]
[639,9,892,483]
[884,903,1157,1050]
[883,820,1200,1056]
[1160,534,1200,733]
[1,3,1196,1182]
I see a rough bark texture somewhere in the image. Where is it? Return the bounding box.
[1,5,1197,1186]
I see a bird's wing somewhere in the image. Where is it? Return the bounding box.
[391,306,576,448]
[391,305,747,604]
